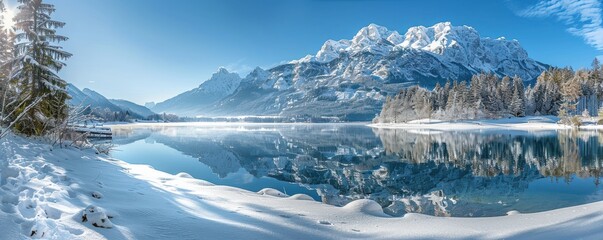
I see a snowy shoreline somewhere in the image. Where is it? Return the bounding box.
[2,133,603,239]
[369,116,603,131]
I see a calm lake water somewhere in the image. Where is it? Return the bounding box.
[109,123,603,217]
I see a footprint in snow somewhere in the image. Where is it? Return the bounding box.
[317,220,332,226]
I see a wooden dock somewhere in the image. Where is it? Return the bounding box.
[70,126,113,139]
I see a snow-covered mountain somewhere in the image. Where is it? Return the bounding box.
[159,22,548,120]
[110,99,157,118]
[67,84,122,112]
[67,84,155,120]
[152,67,241,117]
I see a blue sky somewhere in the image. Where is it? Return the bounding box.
[4,0,603,104]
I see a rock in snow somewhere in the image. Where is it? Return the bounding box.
[81,205,114,229]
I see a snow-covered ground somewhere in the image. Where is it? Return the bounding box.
[2,133,603,239]
[369,116,603,131]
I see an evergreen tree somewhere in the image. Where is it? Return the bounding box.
[458,81,469,118]
[524,85,536,116]
[8,0,72,135]
[510,85,525,117]
[499,76,513,112]
[0,0,15,123]
[432,82,441,110]
[592,58,600,80]
[0,0,12,66]
[440,80,450,111]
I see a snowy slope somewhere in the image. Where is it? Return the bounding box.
[199,22,547,120]
[1,133,603,239]
[109,99,156,118]
[152,68,241,117]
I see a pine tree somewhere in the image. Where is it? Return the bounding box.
[524,85,536,116]
[500,76,513,112]
[432,82,441,110]
[461,81,471,116]
[440,80,450,111]
[510,89,525,117]
[0,0,12,65]
[8,0,72,135]
[0,0,15,124]
[509,77,526,117]
[468,75,485,118]
[593,58,600,80]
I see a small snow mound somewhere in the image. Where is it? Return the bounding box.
[507,210,520,216]
[176,172,193,178]
[257,188,289,198]
[81,205,114,228]
[343,199,387,217]
[288,194,314,201]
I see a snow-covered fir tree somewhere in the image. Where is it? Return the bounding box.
[0,0,15,125]
[7,0,72,135]
[509,77,525,117]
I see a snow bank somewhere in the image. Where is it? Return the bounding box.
[257,188,289,198]
[1,133,603,239]
[289,194,315,201]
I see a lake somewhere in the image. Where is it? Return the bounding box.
[109,123,603,217]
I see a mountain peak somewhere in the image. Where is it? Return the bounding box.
[351,23,400,53]
[216,67,230,74]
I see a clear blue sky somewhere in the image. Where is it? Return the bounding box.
[5,0,603,104]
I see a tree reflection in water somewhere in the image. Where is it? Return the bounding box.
[111,125,603,217]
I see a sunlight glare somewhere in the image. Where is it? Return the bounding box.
[2,7,15,30]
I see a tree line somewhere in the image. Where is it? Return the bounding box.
[0,0,71,137]
[375,59,603,124]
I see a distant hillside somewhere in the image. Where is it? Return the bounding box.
[110,99,156,118]
[67,84,156,121]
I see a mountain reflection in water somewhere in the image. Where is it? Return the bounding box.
[111,124,603,217]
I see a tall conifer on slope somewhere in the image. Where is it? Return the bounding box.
[8,0,71,135]
[0,0,15,124]
[0,0,13,65]
[510,77,525,117]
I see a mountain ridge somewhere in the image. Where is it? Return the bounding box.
[67,84,156,120]
[154,22,549,120]
[151,67,241,117]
